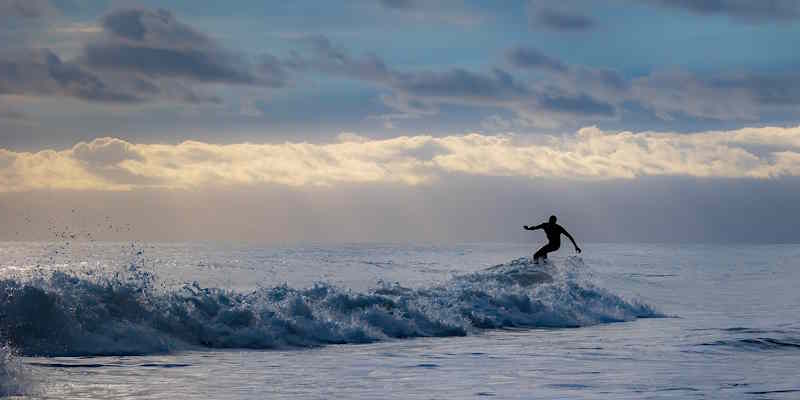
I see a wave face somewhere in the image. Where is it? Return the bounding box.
[0,257,657,357]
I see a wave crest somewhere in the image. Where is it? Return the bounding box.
[0,257,658,356]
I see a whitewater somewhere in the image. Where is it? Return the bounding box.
[1,242,799,399]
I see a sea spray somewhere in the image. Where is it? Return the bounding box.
[0,256,658,357]
[0,343,33,396]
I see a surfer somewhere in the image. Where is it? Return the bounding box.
[523,215,581,264]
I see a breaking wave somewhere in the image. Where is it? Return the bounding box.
[0,257,658,357]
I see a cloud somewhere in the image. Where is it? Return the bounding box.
[0,0,58,49]
[3,125,800,191]
[631,69,800,121]
[373,92,439,121]
[507,47,567,73]
[506,46,627,93]
[505,46,800,123]
[379,0,414,10]
[72,137,144,166]
[373,0,484,26]
[0,6,287,107]
[83,8,286,87]
[100,8,210,45]
[526,0,799,26]
[394,68,529,101]
[526,1,595,31]
[288,35,393,82]
[84,44,256,84]
[0,49,142,102]
[533,8,595,31]
[271,35,800,128]
[0,0,54,19]
[645,0,800,22]
[538,92,615,116]
[289,36,615,126]
[3,4,798,130]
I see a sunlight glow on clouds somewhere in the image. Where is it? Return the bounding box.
[3,126,800,192]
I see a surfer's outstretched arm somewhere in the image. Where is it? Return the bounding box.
[561,228,582,253]
[523,224,543,230]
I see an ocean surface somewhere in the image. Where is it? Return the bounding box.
[1,241,799,399]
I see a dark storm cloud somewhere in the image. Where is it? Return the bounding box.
[504,45,800,123]
[0,49,141,103]
[84,44,257,84]
[507,47,567,73]
[292,36,524,104]
[502,45,799,122]
[538,92,615,116]
[287,35,393,82]
[289,36,617,124]
[84,8,286,87]
[646,0,800,21]
[395,68,529,101]
[574,67,629,92]
[710,72,800,106]
[507,47,627,89]
[380,49,619,123]
[4,2,798,132]
[0,6,289,107]
[256,54,291,88]
[102,9,148,40]
[529,0,800,30]
[100,9,214,49]
[0,0,53,19]
[632,70,800,120]
[533,7,595,31]
[389,66,617,123]
[379,0,415,10]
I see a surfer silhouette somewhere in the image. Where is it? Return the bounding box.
[523,215,581,264]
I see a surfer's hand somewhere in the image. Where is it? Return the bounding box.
[576,246,582,253]
[523,225,529,230]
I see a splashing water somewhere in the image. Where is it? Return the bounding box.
[0,343,33,396]
[0,255,657,357]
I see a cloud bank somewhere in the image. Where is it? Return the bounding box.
[84,8,286,87]
[0,6,287,106]
[2,126,800,192]
[4,3,800,135]
[645,0,800,22]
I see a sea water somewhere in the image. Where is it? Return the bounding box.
[1,242,799,399]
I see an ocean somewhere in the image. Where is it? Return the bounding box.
[1,242,799,399]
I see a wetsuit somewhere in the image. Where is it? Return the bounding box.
[525,222,579,262]
[534,222,563,260]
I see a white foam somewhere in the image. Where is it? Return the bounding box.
[0,257,658,356]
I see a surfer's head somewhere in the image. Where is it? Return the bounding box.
[549,215,557,223]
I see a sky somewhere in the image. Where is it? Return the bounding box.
[2,0,800,243]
